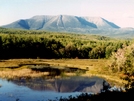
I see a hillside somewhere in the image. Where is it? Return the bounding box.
[1,15,120,31]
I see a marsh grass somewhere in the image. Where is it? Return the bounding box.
[0,59,126,86]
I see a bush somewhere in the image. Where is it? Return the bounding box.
[109,44,134,88]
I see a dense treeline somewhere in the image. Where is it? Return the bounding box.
[0,28,132,59]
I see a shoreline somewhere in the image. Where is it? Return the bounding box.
[0,59,126,87]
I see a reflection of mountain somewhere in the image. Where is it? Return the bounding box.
[11,76,110,93]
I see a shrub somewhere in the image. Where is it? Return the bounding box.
[109,44,134,88]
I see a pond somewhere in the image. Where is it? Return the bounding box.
[0,76,110,101]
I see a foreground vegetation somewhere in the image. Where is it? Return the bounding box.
[49,89,134,101]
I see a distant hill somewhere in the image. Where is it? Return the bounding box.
[2,15,134,38]
[1,15,120,31]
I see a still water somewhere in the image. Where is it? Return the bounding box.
[0,76,110,101]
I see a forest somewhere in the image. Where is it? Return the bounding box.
[0,27,131,59]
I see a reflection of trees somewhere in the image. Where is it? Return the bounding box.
[29,65,87,77]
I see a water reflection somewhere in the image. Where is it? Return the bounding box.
[0,76,110,101]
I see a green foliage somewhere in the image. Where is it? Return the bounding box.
[89,46,105,59]
[109,44,134,88]
[0,28,131,59]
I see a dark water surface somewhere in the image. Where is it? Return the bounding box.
[0,76,110,101]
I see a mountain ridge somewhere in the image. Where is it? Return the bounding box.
[1,15,120,31]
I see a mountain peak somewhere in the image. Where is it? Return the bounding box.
[1,15,120,32]
[83,17,120,29]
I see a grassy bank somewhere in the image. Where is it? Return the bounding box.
[0,59,126,87]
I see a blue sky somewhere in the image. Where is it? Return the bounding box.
[0,0,134,27]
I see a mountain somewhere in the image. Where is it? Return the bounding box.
[83,17,120,29]
[1,15,120,32]
[2,15,134,39]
